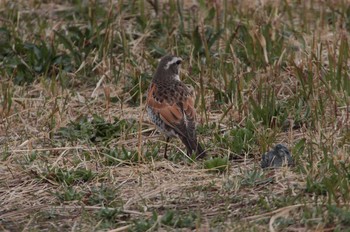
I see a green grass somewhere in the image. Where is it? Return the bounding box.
[1,0,350,231]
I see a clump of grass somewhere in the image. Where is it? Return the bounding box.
[95,207,122,227]
[57,114,137,144]
[214,119,256,156]
[204,157,228,173]
[54,186,83,202]
[130,212,158,232]
[42,166,95,186]
[129,210,198,231]
[161,210,198,229]
[102,147,139,165]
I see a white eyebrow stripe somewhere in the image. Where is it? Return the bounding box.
[165,57,182,69]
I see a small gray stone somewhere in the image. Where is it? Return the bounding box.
[261,144,294,169]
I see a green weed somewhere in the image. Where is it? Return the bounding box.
[204,157,228,172]
[43,167,95,186]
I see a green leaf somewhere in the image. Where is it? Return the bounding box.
[192,26,202,54]
[204,157,228,172]
[54,30,74,53]
[205,7,216,23]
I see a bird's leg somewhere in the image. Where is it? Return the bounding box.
[164,137,170,159]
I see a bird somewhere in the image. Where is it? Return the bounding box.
[260,144,294,169]
[146,54,206,159]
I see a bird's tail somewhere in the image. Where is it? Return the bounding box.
[180,136,206,159]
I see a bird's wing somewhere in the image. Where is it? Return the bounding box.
[146,83,196,138]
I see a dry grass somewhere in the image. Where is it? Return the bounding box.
[1,0,350,231]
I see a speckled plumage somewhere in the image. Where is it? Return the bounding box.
[146,54,205,158]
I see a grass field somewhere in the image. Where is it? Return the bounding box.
[1,0,350,231]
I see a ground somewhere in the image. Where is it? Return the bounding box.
[1,0,350,231]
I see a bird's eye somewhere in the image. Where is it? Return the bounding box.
[176,60,182,65]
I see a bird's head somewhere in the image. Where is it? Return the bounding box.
[154,54,182,81]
